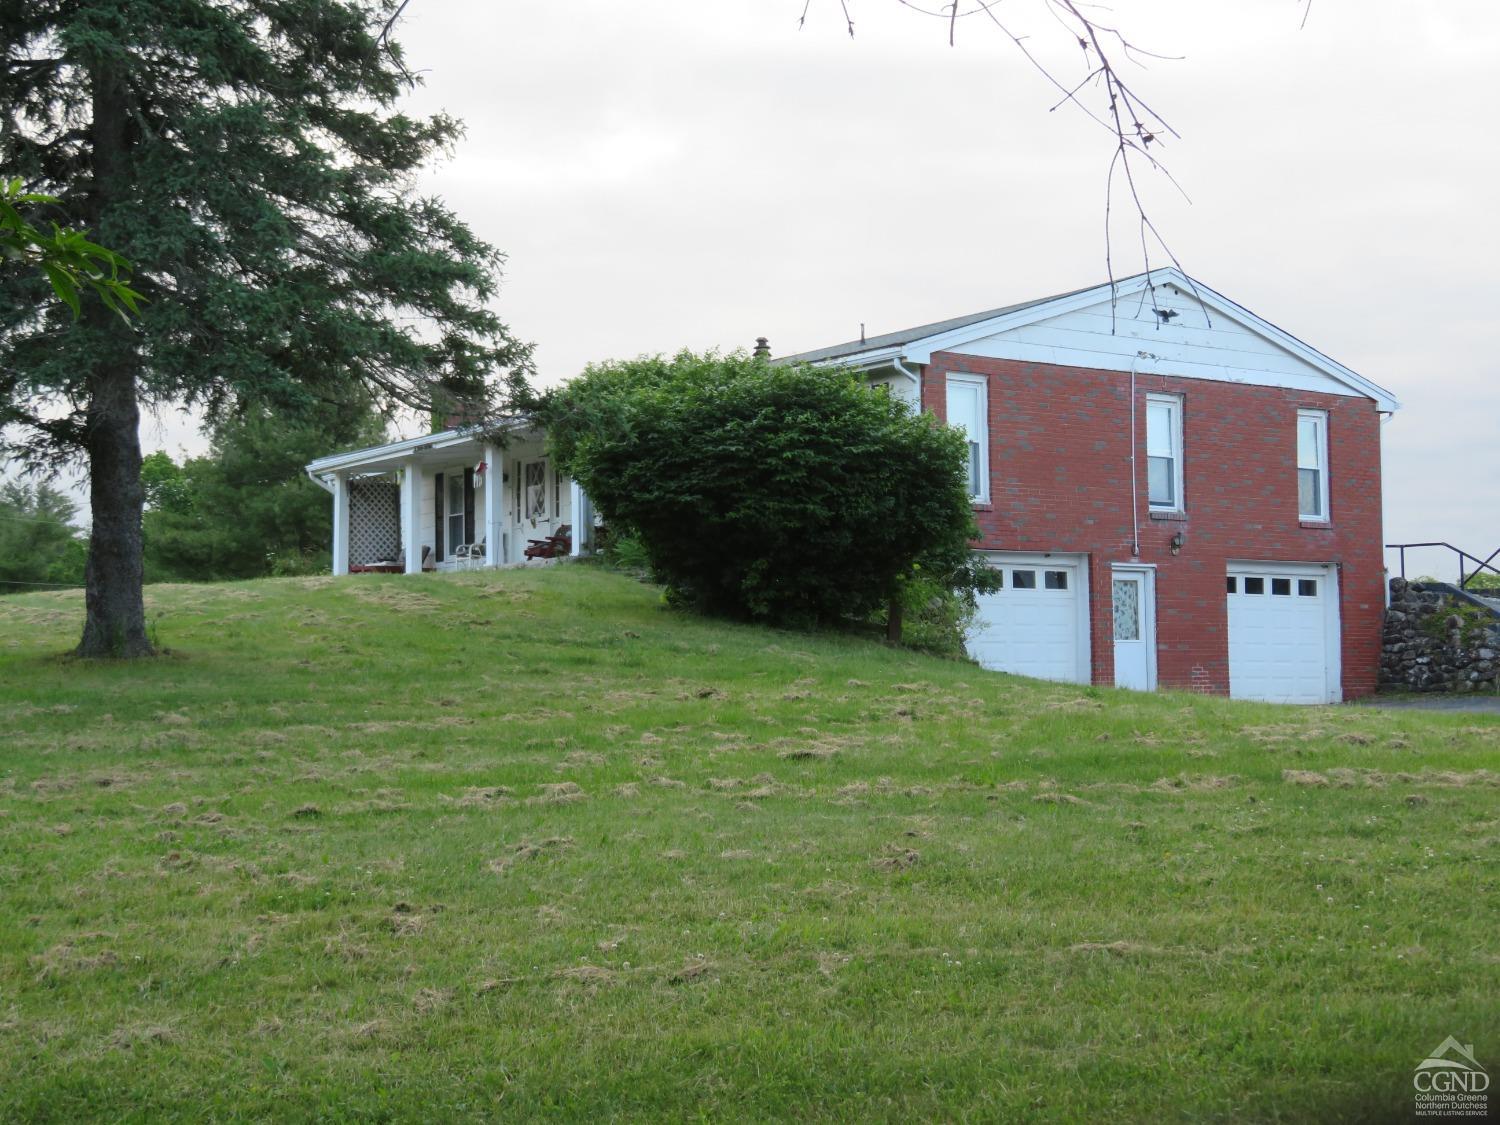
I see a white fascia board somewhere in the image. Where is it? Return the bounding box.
[902,277,1135,364]
[305,419,532,476]
[900,268,1401,414]
[306,429,463,474]
[1175,277,1402,414]
[800,345,904,372]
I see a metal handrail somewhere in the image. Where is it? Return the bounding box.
[1386,542,1500,590]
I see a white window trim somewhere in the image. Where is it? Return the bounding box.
[1296,409,1330,521]
[946,374,990,504]
[1145,393,1184,513]
[445,469,466,558]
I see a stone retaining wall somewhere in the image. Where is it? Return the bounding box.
[1380,578,1500,693]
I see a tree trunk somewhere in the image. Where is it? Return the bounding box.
[886,596,904,644]
[77,362,151,657]
[75,57,152,658]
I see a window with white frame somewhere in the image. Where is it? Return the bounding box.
[1297,409,1329,520]
[1145,394,1183,511]
[446,472,465,554]
[945,375,989,503]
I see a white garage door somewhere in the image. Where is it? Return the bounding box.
[968,553,1089,684]
[1226,563,1340,704]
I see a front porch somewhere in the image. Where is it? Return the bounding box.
[306,423,597,575]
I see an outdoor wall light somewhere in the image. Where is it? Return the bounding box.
[1170,531,1185,556]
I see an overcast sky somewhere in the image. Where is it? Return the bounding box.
[138,0,1497,580]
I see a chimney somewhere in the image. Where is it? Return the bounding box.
[752,336,771,359]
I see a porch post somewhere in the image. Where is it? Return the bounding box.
[331,471,350,576]
[402,460,425,574]
[569,480,590,556]
[483,442,505,567]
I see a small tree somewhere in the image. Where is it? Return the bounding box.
[546,351,995,639]
[141,401,388,582]
[0,482,87,594]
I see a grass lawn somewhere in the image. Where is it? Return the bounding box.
[1,564,1495,1121]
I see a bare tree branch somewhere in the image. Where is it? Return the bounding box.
[805,1,1201,329]
[378,0,415,83]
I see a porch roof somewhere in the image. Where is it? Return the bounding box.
[305,418,542,477]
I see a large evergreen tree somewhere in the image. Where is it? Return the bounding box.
[1,1,531,655]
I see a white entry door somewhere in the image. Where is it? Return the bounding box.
[1111,566,1156,691]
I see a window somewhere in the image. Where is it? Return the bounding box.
[1244,577,1265,595]
[1012,569,1036,589]
[1226,576,1238,594]
[1297,409,1329,520]
[524,460,547,520]
[1271,577,1291,596]
[1112,578,1140,641]
[1145,394,1183,511]
[946,375,989,503]
[1298,579,1318,597]
[1044,570,1068,590]
[446,473,465,554]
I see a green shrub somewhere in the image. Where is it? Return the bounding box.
[545,350,996,635]
[601,529,652,574]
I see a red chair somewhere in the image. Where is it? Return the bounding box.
[523,524,571,559]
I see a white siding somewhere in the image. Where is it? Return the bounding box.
[949,298,1363,398]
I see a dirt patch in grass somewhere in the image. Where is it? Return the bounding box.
[670,958,716,984]
[1069,941,1164,956]
[554,964,616,986]
[110,1024,178,1050]
[527,782,586,805]
[449,785,514,807]
[1285,768,1498,788]
[1148,775,1237,793]
[776,740,843,762]
[559,751,606,769]
[1032,792,1090,806]
[411,988,453,1015]
[871,847,920,872]
[31,941,120,981]
[488,836,575,874]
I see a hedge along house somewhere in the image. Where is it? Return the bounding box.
[780,268,1401,704]
[305,419,596,574]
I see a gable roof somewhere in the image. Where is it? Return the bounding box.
[778,268,1400,413]
[778,279,1104,367]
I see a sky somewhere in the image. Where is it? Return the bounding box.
[131,0,1496,581]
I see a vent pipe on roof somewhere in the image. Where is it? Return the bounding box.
[753,336,771,359]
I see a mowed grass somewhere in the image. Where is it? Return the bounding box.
[0,565,1495,1122]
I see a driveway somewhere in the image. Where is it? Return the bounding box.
[1354,694,1500,715]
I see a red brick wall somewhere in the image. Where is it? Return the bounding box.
[921,354,1386,699]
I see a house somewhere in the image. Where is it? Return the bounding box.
[780,268,1400,704]
[304,419,595,573]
